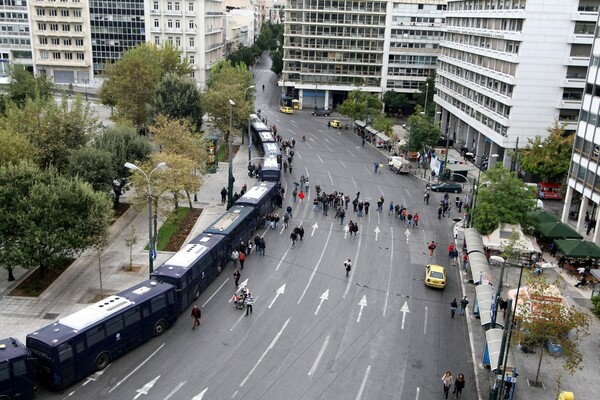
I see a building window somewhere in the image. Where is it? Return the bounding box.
[76,53,84,60]
[167,20,172,28]
[49,9,57,17]
[153,1,158,10]
[61,10,69,17]
[64,52,72,60]
[155,36,160,45]
[188,20,194,29]
[74,25,82,32]
[39,37,47,45]
[75,38,83,46]
[50,24,58,31]
[188,2,193,11]
[38,23,46,30]
[189,55,194,64]
[63,24,70,32]
[154,19,159,28]
[64,38,71,45]
[51,38,59,45]
[167,2,173,11]
[189,37,194,47]
[168,36,173,44]
[40,50,48,59]
[175,20,180,28]
[36,8,45,16]
[73,10,81,17]
[175,37,180,46]
[53,52,61,59]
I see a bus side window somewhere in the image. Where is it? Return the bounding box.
[0,363,9,382]
[124,307,141,327]
[151,294,166,312]
[75,340,86,354]
[57,342,74,362]
[86,325,106,347]
[106,316,125,337]
[168,291,176,304]
[12,359,27,377]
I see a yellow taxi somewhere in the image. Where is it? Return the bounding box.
[280,106,294,114]
[329,120,342,129]
[425,264,446,289]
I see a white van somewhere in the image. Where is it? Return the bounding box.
[388,156,409,175]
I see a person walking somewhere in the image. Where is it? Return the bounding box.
[459,296,469,316]
[450,299,458,318]
[231,249,239,268]
[344,259,352,277]
[438,205,443,219]
[424,190,430,204]
[462,253,469,270]
[374,162,379,173]
[442,371,453,399]
[245,293,254,316]
[428,241,437,257]
[283,212,290,228]
[298,190,305,203]
[339,209,346,225]
[413,212,419,228]
[287,204,293,218]
[448,243,455,257]
[258,238,266,256]
[191,305,201,330]
[292,188,298,202]
[220,187,227,204]
[233,268,241,287]
[290,231,298,247]
[453,374,465,398]
[351,221,359,238]
[357,202,363,217]
[364,201,370,215]
[299,226,305,240]
[379,162,384,172]
[388,201,394,215]
[239,251,246,270]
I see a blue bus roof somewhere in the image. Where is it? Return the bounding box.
[203,205,256,235]
[258,131,275,143]
[251,121,270,132]
[27,281,174,346]
[151,234,226,280]
[263,142,281,156]
[235,182,277,206]
[263,157,279,169]
[0,337,29,362]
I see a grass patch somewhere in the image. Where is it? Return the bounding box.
[154,207,191,251]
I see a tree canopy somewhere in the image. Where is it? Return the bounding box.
[338,90,383,122]
[7,65,53,106]
[150,73,203,131]
[473,164,537,234]
[99,43,192,129]
[0,162,113,278]
[413,72,436,118]
[406,106,440,151]
[519,119,574,182]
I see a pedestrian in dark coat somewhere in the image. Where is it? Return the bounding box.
[191,305,201,330]
[245,294,254,316]
[450,299,458,318]
[459,296,469,316]
[233,269,241,287]
[344,259,352,277]
[364,201,370,215]
[290,231,297,247]
[220,187,227,203]
[453,374,465,397]
[258,238,266,256]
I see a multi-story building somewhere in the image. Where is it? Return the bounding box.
[28,0,92,84]
[0,0,33,82]
[147,0,225,89]
[435,0,599,167]
[281,0,447,109]
[562,10,600,244]
[226,0,255,56]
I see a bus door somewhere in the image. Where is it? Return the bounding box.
[56,342,76,385]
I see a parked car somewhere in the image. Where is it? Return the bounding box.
[280,106,294,114]
[425,264,446,289]
[430,182,463,193]
[312,108,331,117]
[388,156,409,175]
[436,136,454,147]
[329,120,342,129]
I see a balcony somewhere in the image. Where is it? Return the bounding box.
[572,11,598,22]
[564,56,590,67]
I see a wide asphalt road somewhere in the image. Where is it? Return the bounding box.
[40,59,475,400]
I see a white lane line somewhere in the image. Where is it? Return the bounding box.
[328,171,334,185]
[424,307,428,335]
[231,390,238,398]
[378,185,384,195]
[339,160,347,169]
[328,136,340,144]
[352,177,357,188]
[317,154,324,163]
[229,296,260,331]
[383,227,393,317]
[298,223,334,304]
[348,150,355,157]
[308,335,330,376]
[305,166,310,178]
[109,344,165,393]
[355,365,371,400]
[164,381,187,400]
[343,230,363,298]
[363,165,372,176]
[240,318,291,387]
[416,387,420,400]
[305,141,313,150]
[296,151,303,160]
[324,145,333,152]
[275,246,292,271]
[202,278,229,307]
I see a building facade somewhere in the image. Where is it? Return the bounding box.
[281,0,447,109]
[0,0,33,83]
[562,9,600,244]
[435,0,598,168]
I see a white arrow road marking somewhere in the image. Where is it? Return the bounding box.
[192,387,208,400]
[357,295,368,322]
[400,301,410,330]
[324,138,330,143]
[299,224,334,304]
[82,368,109,386]
[203,278,228,307]
[405,228,411,243]
[109,344,164,393]
[343,224,349,239]
[311,222,319,237]
[229,279,249,302]
[363,165,372,176]
[374,226,380,242]
[314,289,329,315]
[355,365,371,400]
[305,166,309,177]
[164,381,187,400]
[268,284,286,309]
[317,154,324,163]
[240,318,291,387]
[416,387,420,400]
[133,375,160,399]
[308,335,330,376]
[328,171,334,185]
[377,212,380,224]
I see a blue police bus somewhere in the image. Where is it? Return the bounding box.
[26,280,178,390]
[262,142,282,165]
[250,121,273,146]
[151,233,229,313]
[0,337,37,400]
[258,156,281,183]
[203,205,260,251]
[235,181,279,219]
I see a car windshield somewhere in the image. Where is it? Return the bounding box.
[430,271,444,279]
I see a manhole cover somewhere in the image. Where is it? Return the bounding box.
[43,313,59,320]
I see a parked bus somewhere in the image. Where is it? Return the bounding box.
[250,121,273,147]
[0,337,37,400]
[203,205,260,250]
[235,181,279,219]
[538,182,562,200]
[26,280,178,390]
[151,233,229,313]
[262,142,282,166]
[258,156,281,183]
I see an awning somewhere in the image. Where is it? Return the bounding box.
[464,228,485,250]
[355,120,367,128]
[555,239,600,259]
[476,284,494,326]
[484,329,515,372]
[526,210,560,224]
[469,251,493,285]
[536,221,583,240]
[375,132,392,143]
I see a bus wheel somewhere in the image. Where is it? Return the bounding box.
[95,352,110,371]
[154,320,167,336]
[194,285,201,300]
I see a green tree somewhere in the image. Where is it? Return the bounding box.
[149,115,207,168]
[516,276,590,386]
[228,44,256,68]
[99,43,192,129]
[406,106,440,151]
[93,125,153,204]
[473,164,537,234]
[519,119,574,182]
[372,115,394,138]
[413,72,436,117]
[383,90,409,115]
[270,50,283,75]
[338,90,383,122]
[0,162,113,279]
[124,226,138,271]
[0,129,37,166]
[67,147,116,193]
[150,73,203,131]
[7,65,53,106]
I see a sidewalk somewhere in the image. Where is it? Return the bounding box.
[0,143,257,343]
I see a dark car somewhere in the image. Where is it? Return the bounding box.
[436,136,454,147]
[430,182,463,193]
[312,108,331,117]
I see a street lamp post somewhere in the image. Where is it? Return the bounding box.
[241,85,255,146]
[424,82,429,115]
[227,99,235,209]
[124,162,167,276]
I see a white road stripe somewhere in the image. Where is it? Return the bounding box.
[355,365,371,400]
[164,381,187,400]
[383,227,393,317]
[229,296,260,332]
[109,344,165,393]
[328,171,334,185]
[298,223,333,304]
[308,336,330,376]
[343,230,363,298]
[339,160,347,169]
[202,278,229,307]
[317,154,324,163]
